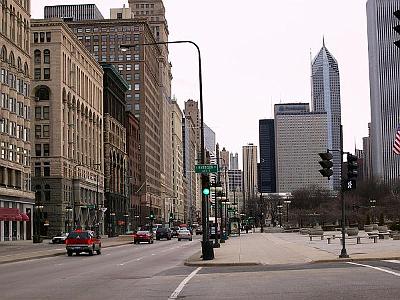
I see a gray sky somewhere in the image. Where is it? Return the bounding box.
[32,0,370,159]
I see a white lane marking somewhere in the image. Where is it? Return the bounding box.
[152,253,155,256]
[168,267,201,300]
[383,260,400,264]
[118,257,143,266]
[347,262,400,277]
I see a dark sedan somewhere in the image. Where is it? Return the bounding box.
[156,228,172,240]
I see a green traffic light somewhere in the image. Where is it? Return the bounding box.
[202,188,210,195]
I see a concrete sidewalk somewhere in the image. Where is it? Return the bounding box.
[0,236,134,264]
[186,231,400,267]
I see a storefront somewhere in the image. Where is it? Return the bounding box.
[0,203,32,242]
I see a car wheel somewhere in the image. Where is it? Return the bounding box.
[67,250,73,256]
[167,237,171,240]
[156,237,160,240]
[150,239,154,244]
[88,246,94,256]
[76,252,80,256]
[189,238,193,241]
[178,238,181,241]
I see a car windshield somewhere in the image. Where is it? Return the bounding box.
[67,231,90,239]
[180,230,190,233]
[137,231,149,235]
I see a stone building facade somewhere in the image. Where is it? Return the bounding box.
[30,20,104,237]
[0,0,34,241]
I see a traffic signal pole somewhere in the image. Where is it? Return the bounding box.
[339,126,349,258]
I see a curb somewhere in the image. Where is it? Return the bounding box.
[0,241,133,265]
[312,256,400,264]
[184,251,260,267]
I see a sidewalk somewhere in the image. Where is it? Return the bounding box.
[186,230,400,267]
[0,236,133,264]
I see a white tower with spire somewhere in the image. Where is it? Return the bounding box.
[311,39,341,191]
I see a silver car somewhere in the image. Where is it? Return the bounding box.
[177,229,192,241]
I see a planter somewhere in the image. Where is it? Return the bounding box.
[309,228,323,236]
[364,225,373,232]
[372,224,378,230]
[346,227,359,236]
[378,225,388,233]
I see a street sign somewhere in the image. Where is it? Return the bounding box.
[195,164,218,173]
[87,205,95,209]
[100,207,108,213]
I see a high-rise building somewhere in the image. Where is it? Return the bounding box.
[259,119,276,193]
[31,20,104,237]
[274,103,330,193]
[66,17,165,221]
[311,40,342,190]
[242,143,258,216]
[230,153,239,170]
[204,123,216,154]
[220,147,229,170]
[101,64,129,236]
[0,0,34,242]
[367,0,400,184]
[184,99,200,153]
[44,4,104,21]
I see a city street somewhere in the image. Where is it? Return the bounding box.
[2,234,400,299]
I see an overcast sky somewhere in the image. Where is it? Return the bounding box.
[32,0,370,160]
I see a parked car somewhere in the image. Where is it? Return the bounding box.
[177,229,193,241]
[134,230,154,244]
[156,228,172,240]
[52,233,69,244]
[65,230,101,256]
[195,226,203,235]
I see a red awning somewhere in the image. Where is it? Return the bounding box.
[21,213,30,221]
[0,208,28,221]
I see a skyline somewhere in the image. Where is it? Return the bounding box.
[32,0,371,160]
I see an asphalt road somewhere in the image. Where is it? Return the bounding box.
[2,237,400,300]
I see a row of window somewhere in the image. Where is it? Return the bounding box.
[34,124,49,138]
[94,54,141,64]
[34,143,49,157]
[0,119,30,141]
[92,45,139,53]
[34,162,50,177]
[0,93,30,119]
[33,32,51,43]
[34,106,49,120]
[79,34,140,43]
[34,50,51,64]
[135,3,155,9]
[0,69,30,97]
[0,142,29,166]
[75,26,141,34]
[34,68,50,80]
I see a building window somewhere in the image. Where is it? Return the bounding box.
[35,107,41,119]
[134,84,140,91]
[43,164,50,176]
[34,50,41,64]
[134,54,139,61]
[117,13,122,19]
[118,65,123,71]
[134,73,140,80]
[35,144,41,156]
[126,74,131,81]
[34,68,41,80]
[43,144,49,156]
[126,64,131,71]
[35,166,41,177]
[46,32,51,42]
[33,33,38,43]
[40,32,45,43]
[43,68,50,80]
[43,106,49,120]
[134,64,139,71]
[35,125,41,138]
[43,50,50,64]
[43,125,49,137]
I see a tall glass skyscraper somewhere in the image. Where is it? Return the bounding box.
[311,40,341,191]
[259,119,276,193]
[367,0,400,184]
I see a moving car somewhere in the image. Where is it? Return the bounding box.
[177,229,193,241]
[65,230,101,256]
[52,233,69,244]
[134,230,154,244]
[171,226,180,238]
[195,226,203,235]
[156,228,172,240]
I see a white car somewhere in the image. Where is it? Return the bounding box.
[177,229,192,241]
[52,233,69,244]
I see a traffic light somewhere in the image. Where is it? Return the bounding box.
[149,211,155,220]
[394,10,400,48]
[201,174,210,196]
[318,151,333,178]
[347,154,358,180]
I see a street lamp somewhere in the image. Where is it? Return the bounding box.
[277,204,283,227]
[66,206,73,233]
[120,40,214,260]
[109,212,116,237]
[124,213,129,234]
[370,199,376,223]
[33,204,43,243]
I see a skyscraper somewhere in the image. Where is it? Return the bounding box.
[259,119,276,193]
[230,153,239,170]
[242,144,258,216]
[311,40,342,190]
[367,0,400,184]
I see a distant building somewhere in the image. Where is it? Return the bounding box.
[230,153,239,170]
[242,144,258,216]
[274,103,331,193]
[363,123,373,181]
[44,4,104,21]
[220,147,229,170]
[259,119,276,193]
[204,123,216,154]
[367,0,400,184]
[311,40,342,191]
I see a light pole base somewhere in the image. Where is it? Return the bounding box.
[339,249,349,258]
[202,240,214,260]
[213,241,220,248]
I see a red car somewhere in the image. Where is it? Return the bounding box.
[134,230,154,244]
[65,230,101,256]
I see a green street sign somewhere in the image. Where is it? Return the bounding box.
[195,164,218,174]
[87,205,95,209]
